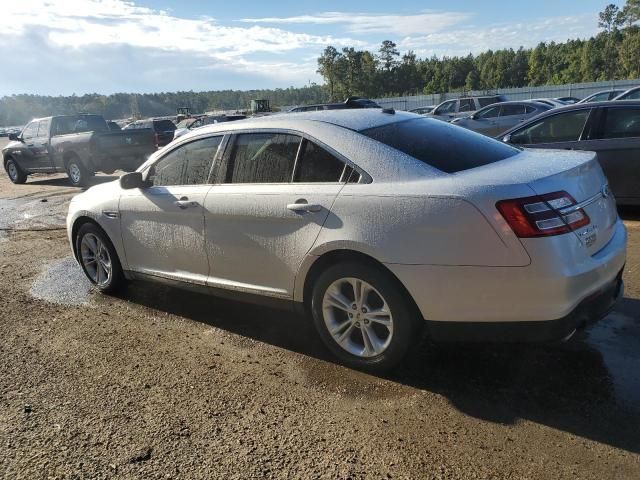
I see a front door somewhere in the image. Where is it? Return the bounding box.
[119,135,223,284]
[204,132,349,297]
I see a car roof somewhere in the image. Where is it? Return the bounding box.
[189,109,417,136]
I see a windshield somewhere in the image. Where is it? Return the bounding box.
[360,118,519,173]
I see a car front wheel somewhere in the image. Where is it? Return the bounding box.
[6,159,27,184]
[76,223,124,294]
[311,262,422,373]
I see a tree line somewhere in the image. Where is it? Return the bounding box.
[1,1,639,126]
[317,1,640,99]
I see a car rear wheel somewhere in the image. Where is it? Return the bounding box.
[311,262,422,373]
[76,223,124,294]
[6,159,27,184]
[67,159,93,187]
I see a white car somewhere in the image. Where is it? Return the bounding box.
[67,110,626,372]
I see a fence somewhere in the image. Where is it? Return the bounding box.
[370,79,640,111]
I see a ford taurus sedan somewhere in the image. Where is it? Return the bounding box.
[67,110,626,372]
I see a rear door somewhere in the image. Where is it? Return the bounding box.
[203,131,348,297]
[497,104,528,136]
[578,105,640,203]
[119,135,223,284]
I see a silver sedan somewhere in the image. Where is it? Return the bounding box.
[67,110,626,372]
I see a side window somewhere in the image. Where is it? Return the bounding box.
[599,108,640,139]
[37,119,51,138]
[510,110,591,145]
[435,100,456,115]
[500,104,526,116]
[294,140,346,183]
[524,105,538,114]
[459,99,475,112]
[150,136,222,187]
[621,90,640,100]
[589,92,609,103]
[477,106,501,119]
[227,133,301,184]
[22,122,38,140]
[478,97,500,108]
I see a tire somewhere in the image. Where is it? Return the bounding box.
[75,223,125,294]
[311,262,422,373]
[5,158,27,184]
[66,158,93,187]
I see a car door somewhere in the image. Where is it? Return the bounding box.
[203,131,348,298]
[466,105,501,136]
[31,118,53,169]
[577,106,640,203]
[496,104,528,136]
[13,121,40,172]
[506,108,594,151]
[119,135,223,284]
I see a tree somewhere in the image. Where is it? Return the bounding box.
[599,4,624,32]
[317,46,341,101]
[378,40,400,71]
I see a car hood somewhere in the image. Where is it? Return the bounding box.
[71,178,122,206]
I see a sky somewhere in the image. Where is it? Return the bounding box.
[0,0,623,96]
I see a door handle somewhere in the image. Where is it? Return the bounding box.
[174,197,199,209]
[287,200,322,213]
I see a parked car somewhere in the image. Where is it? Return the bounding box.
[0,127,7,137]
[409,106,435,115]
[613,86,640,101]
[500,100,640,205]
[578,89,626,103]
[124,118,177,147]
[555,96,581,104]
[174,114,247,140]
[67,110,625,372]
[427,95,508,121]
[289,97,381,113]
[2,114,156,186]
[450,101,551,137]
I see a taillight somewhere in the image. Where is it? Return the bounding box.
[496,191,590,238]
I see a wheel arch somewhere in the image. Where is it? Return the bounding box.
[298,248,420,318]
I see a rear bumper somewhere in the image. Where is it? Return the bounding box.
[425,269,624,342]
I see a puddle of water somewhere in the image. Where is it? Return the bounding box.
[0,195,70,232]
[30,256,91,306]
[586,309,640,409]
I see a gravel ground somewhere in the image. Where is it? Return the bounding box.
[0,142,639,479]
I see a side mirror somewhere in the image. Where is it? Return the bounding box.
[120,171,147,189]
[502,134,512,143]
[8,133,20,141]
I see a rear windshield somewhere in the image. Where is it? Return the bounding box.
[153,120,176,132]
[360,118,519,173]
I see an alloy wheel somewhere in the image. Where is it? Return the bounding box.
[69,163,82,184]
[322,277,394,358]
[7,162,18,181]
[80,233,112,286]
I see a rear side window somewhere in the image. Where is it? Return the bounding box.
[227,133,301,183]
[150,136,222,186]
[510,110,591,145]
[621,90,640,100]
[294,140,346,183]
[360,118,519,174]
[599,108,640,139]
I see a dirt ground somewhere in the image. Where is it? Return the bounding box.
[1,138,639,479]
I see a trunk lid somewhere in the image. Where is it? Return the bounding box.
[525,150,617,256]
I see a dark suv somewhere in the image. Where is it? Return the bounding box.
[428,95,508,121]
[124,119,177,147]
